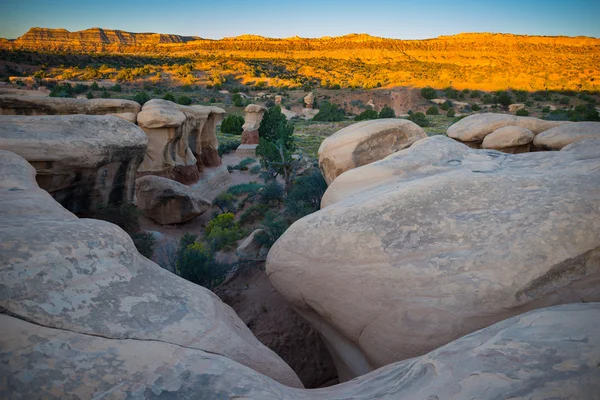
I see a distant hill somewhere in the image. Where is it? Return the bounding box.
[2,27,599,91]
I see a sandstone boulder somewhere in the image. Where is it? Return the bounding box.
[304,92,315,108]
[318,118,427,184]
[0,114,146,213]
[533,121,600,150]
[236,229,266,261]
[481,125,534,153]
[509,103,525,112]
[270,135,600,380]
[275,94,282,105]
[241,103,267,145]
[0,95,141,118]
[447,113,567,147]
[3,300,600,398]
[0,149,302,388]
[135,175,211,225]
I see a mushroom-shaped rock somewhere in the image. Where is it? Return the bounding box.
[447,113,567,147]
[270,135,600,380]
[241,104,267,145]
[0,114,146,213]
[304,92,315,108]
[0,149,302,388]
[533,121,600,150]
[135,175,211,225]
[318,118,427,185]
[482,125,534,153]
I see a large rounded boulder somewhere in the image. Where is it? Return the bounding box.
[318,119,427,184]
[533,121,600,150]
[268,135,600,380]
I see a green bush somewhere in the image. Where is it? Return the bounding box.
[217,138,241,157]
[470,90,481,98]
[232,93,244,107]
[130,231,156,259]
[312,102,345,121]
[133,91,150,105]
[443,87,458,99]
[163,93,176,102]
[86,92,94,99]
[516,109,529,116]
[258,181,284,205]
[355,109,378,121]
[175,240,231,288]
[407,112,429,127]
[471,104,481,111]
[177,96,192,105]
[378,105,396,118]
[111,84,122,92]
[447,109,456,117]
[212,192,236,213]
[513,90,528,102]
[426,106,439,115]
[250,165,261,174]
[221,114,244,135]
[100,90,110,98]
[205,213,244,251]
[230,157,257,171]
[90,81,99,90]
[420,87,437,100]
[227,182,262,197]
[256,211,289,248]
[542,106,551,113]
[496,91,512,107]
[285,170,327,217]
[206,212,236,235]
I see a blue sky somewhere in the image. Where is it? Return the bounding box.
[0,0,598,40]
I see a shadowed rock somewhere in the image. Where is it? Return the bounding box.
[0,114,146,212]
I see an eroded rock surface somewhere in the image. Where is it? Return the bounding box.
[482,125,534,153]
[135,175,211,225]
[241,104,267,145]
[270,135,600,380]
[0,149,302,388]
[0,114,146,212]
[318,118,427,184]
[137,100,225,184]
[0,95,141,120]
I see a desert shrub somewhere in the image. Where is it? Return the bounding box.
[444,87,458,99]
[227,182,262,197]
[86,92,94,99]
[163,93,175,102]
[516,109,529,116]
[230,157,257,171]
[407,112,429,127]
[559,97,570,105]
[100,90,110,98]
[542,106,551,113]
[49,84,75,98]
[312,102,345,121]
[133,91,150,105]
[496,91,512,107]
[217,138,241,157]
[513,90,528,102]
[111,84,122,92]
[439,101,450,111]
[543,105,599,122]
[470,90,481,98]
[206,213,236,235]
[212,192,236,213]
[205,213,243,251]
[355,109,378,121]
[239,203,270,225]
[176,240,231,288]
[255,211,290,248]
[285,170,327,217]
[471,104,481,111]
[482,94,494,104]
[177,96,192,105]
[90,81,99,90]
[257,181,284,205]
[130,231,156,259]
[420,87,437,100]
[232,93,244,107]
[220,114,244,135]
[426,106,439,115]
[447,109,456,117]
[378,105,396,118]
[250,165,261,174]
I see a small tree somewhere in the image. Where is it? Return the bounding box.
[90,81,99,91]
[447,109,456,117]
[133,91,150,105]
[355,109,378,121]
[407,112,429,127]
[220,114,244,134]
[378,105,396,118]
[86,92,94,99]
[426,106,439,115]
[496,91,512,107]
[232,93,244,107]
[111,84,122,92]
[312,102,345,121]
[421,87,437,100]
[163,93,176,102]
[177,96,192,105]
[212,192,236,213]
